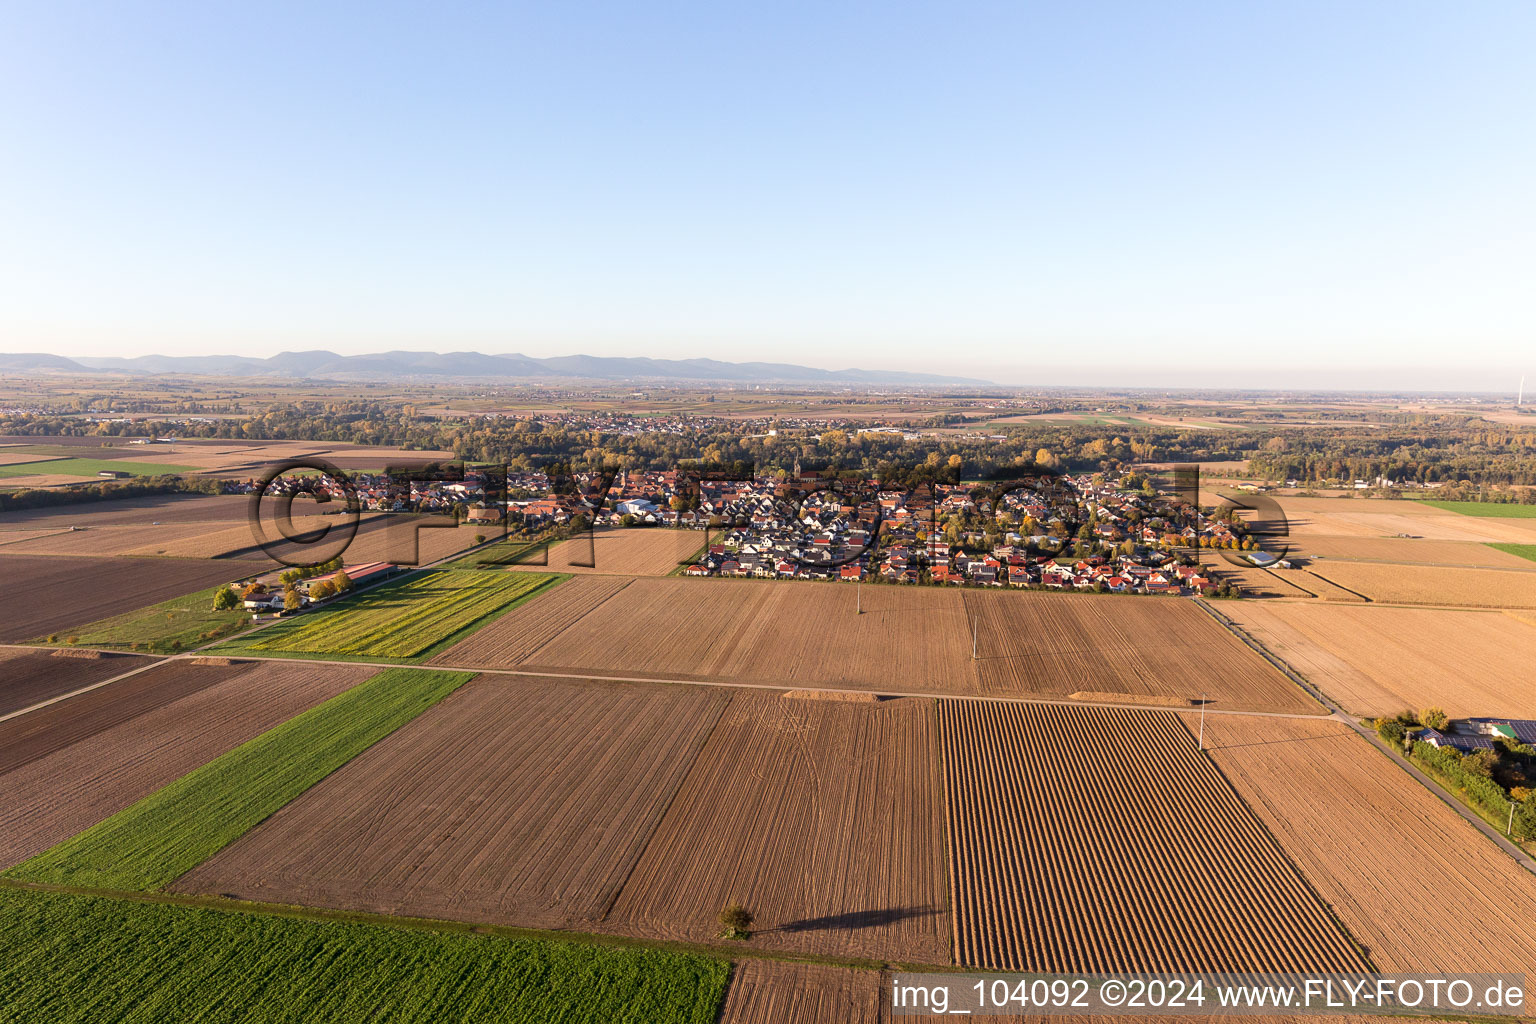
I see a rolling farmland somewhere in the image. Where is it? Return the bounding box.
[939,701,1368,973]
[606,692,948,962]
[432,575,631,666]
[1221,602,1536,718]
[962,590,1319,713]
[227,570,561,660]
[0,556,244,642]
[1308,561,1536,608]
[1201,715,1536,976]
[0,660,373,870]
[1276,496,1536,544]
[175,675,730,929]
[0,889,729,1024]
[8,667,467,889]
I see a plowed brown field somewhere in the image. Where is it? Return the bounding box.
[606,692,948,962]
[940,701,1367,973]
[432,576,632,667]
[0,647,145,718]
[520,578,977,693]
[0,660,373,868]
[173,675,729,929]
[1222,602,1536,718]
[506,528,702,576]
[1308,562,1536,608]
[719,961,880,1024]
[0,556,243,642]
[962,591,1318,714]
[1200,715,1536,977]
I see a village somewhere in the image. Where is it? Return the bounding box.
[230,462,1258,597]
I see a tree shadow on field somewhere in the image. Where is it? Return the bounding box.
[774,905,942,935]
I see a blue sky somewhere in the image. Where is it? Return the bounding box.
[2,2,1532,389]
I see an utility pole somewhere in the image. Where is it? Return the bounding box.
[856,575,861,615]
[972,616,978,660]
[1198,693,1208,752]
[1511,803,1516,837]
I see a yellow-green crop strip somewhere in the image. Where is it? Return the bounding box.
[5,667,474,891]
[222,570,562,661]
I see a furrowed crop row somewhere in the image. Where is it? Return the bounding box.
[940,700,1368,974]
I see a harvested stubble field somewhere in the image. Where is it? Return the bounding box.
[433,575,632,666]
[0,889,729,1024]
[0,522,261,557]
[1200,715,1536,977]
[0,660,372,869]
[1207,564,1316,598]
[961,590,1320,714]
[230,570,561,660]
[504,528,701,576]
[1280,570,1368,602]
[606,692,948,963]
[1222,602,1536,718]
[0,647,144,717]
[519,578,977,693]
[1291,534,1536,568]
[176,675,730,929]
[14,668,471,890]
[716,961,880,1024]
[1276,497,1536,544]
[1309,561,1536,608]
[0,555,243,642]
[939,701,1367,973]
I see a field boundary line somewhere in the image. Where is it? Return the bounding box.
[0,655,171,725]
[513,575,635,665]
[0,878,958,978]
[1192,598,1335,714]
[594,688,733,925]
[1298,569,1373,603]
[193,653,1345,720]
[1194,601,1536,877]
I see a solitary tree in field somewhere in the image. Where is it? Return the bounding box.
[212,586,239,611]
[1421,707,1450,731]
[718,904,753,940]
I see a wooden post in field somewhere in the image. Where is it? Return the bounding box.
[972,616,978,660]
[857,576,861,615]
[1199,692,1208,751]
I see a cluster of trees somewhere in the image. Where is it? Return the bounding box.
[213,560,352,614]
[0,474,222,513]
[1375,708,1536,840]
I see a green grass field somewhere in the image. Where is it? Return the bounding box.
[6,668,474,890]
[216,570,562,660]
[42,584,249,652]
[1488,543,1536,563]
[0,457,197,478]
[1416,499,1536,518]
[0,889,728,1024]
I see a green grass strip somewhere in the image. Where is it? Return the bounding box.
[1415,499,1536,518]
[0,457,197,478]
[1488,542,1536,564]
[41,583,249,651]
[6,667,475,891]
[0,888,728,1024]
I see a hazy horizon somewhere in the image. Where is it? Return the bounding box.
[4,2,1533,392]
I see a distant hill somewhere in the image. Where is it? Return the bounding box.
[5,349,988,386]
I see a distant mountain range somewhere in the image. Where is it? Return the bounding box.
[0,350,989,386]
